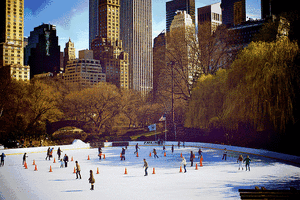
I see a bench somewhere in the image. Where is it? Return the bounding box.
[239,187,300,199]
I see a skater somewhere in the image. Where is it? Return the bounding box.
[134,143,140,154]
[60,159,64,168]
[98,147,102,160]
[49,147,54,160]
[88,170,95,190]
[75,161,82,179]
[198,147,202,158]
[143,159,148,176]
[222,148,227,161]
[120,148,125,161]
[153,149,159,158]
[57,147,62,160]
[244,155,251,171]
[0,152,5,166]
[63,154,69,167]
[163,145,166,152]
[190,151,194,167]
[45,147,50,160]
[171,144,174,153]
[23,153,28,165]
[178,141,180,148]
[181,157,187,173]
[237,155,243,170]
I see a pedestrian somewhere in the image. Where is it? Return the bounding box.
[23,153,28,165]
[143,159,148,176]
[63,154,69,167]
[88,170,95,190]
[178,141,180,148]
[171,144,174,153]
[190,151,194,167]
[134,143,140,154]
[0,152,5,166]
[57,147,62,160]
[244,155,251,171]
[237,155,243,170]
[75,161,82,179]
[45,147,50,160]
[60,159,64,168]
[98,147,102,160]
[222,148,227,161]
[120,148,125,161]
[181,157,187,173]
[198,148,202,158]
[153,148,159,158]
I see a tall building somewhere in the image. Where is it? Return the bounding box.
[0,0,30,81]
[120,0,153,95]
[91,0,129,89]
[198,2,222,34]
[221,0,245,26]
[24,23,60,78]
[166,0,195,32]
[63,38,76,69]
[89,0,99,49]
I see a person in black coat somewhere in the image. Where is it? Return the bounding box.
[121,148,125,161]
[63,154,69,167]
[57,147,62,160]
[190,151,194,166]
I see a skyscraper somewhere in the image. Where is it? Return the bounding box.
[63,38,76,69]
[198,2,222,34]
[0,0,30,81]
[221,0,245,26]
[89,0,99,49]
[120,0,153,95]
[166,0,195,32]
[91,0,129,89]
[24,23,60,78]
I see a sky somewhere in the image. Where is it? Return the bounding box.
[24,0,261,57]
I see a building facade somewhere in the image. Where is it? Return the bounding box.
[24,23,60,79]
[221,0,245,26]
[64,59,106,87]
[166,0,195,32]
[89,0,99,49]
[0,0,29,81]
[91,0,129,89]
[198,2,222,34]
[63,38,76,70]
[120,0,153,95]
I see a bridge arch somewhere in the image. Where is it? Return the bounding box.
[46,120,92,135]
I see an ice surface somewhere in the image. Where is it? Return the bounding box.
[0,141,299,200]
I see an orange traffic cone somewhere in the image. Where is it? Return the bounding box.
[124,168,128,174]
[136,152,139,157]
[71,156,73,162]
[195,164,198,170]
[180,153,183,158]
[73,167,76,174]
[96,167,99,174]
[149,152,151,157]
[24,162,28,169]
[87,155,90,160]
[200,156,203,167]
[179,166,182,173]
[152,168,156,174]
[34,165,38,171]
[53,158,56,163]
[49,165,53,172]
[120,153,122,158]
[103,154,106,159]
[32,160,35,165]
[164,152,166,157]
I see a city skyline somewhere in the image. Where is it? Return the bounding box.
[24,0,261,57]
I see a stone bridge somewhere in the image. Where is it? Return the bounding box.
[46,120,92,135]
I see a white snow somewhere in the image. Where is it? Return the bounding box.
[0,140,300,200]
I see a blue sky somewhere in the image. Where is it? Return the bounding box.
[24,0,261,57]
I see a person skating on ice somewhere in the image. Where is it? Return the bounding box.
[75,161,82,179]
[134,143,140,154]
[0,152,5,166]
[244,155,251,171]
[237,155,243,170]
[88,170,95,190]
[190,151,194,167]
[222,148,227,161]
[181,157,187,173]
[153,149,159,158]
[57,147,62,160]
[23,153,28,165]
[143,159,148,176]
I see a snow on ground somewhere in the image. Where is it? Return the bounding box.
[0,141,300,200]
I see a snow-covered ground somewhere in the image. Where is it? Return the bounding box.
[0,140,300,200]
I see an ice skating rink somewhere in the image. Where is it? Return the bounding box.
[0,140,299,200]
